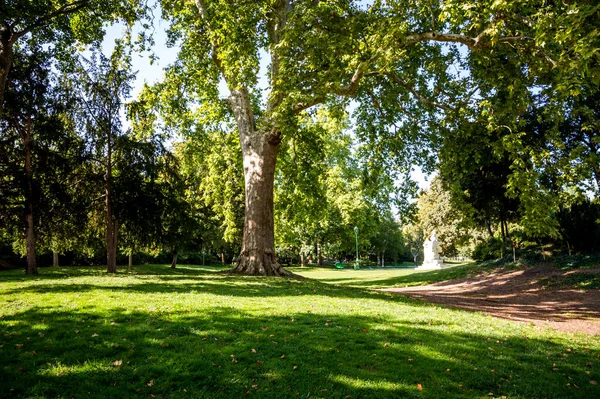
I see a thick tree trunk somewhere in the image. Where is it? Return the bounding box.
[170,249,178,269]
[53,251,59,267]
[0,25,14,113]
[229,88,289,276]
[24,123,37,275]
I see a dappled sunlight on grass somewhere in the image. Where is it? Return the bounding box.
[0,265,599,398]
[330,375,407,391]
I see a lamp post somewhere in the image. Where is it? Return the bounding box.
[354,226,359,270]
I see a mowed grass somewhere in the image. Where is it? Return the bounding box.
[0,265,598,399]
[291,262,480,289]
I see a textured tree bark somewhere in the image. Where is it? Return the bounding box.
[170,249,178,269]
[24,121,37,275]
[228,88,290,276]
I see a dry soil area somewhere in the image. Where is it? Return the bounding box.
[382,265,600,335]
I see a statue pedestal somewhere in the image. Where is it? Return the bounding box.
[416,259,445,270]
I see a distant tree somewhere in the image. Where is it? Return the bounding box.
[402,224,424,264]
[0,44,85,274]
[69,47,135,273]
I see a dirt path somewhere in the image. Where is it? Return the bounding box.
[382,265,600,335]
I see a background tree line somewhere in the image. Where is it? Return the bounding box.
[1,1,599,274]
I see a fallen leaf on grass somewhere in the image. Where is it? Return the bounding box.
[92,333,98,337]
[15,344,23,348]
[416,384,422,391]
[147,380,154,387]
[293,366,297,370]
[256,361,263,367]
[591,381,597,385]
[280,355,285,359]
[112,360,122,367]
[252,349,257,353]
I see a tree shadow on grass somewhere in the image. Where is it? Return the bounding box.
[1,306,598,399]
[0,268,400,302]
[0,279,402,303]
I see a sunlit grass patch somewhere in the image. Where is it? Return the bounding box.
[0,264,598,398]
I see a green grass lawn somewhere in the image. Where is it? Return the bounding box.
[1,264,598,399]
[291,262,481,289]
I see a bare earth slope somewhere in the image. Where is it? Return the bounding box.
[382,265,600,335]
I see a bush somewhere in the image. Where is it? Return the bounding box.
[471,237,504,261]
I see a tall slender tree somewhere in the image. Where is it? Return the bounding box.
[69,47,134,273]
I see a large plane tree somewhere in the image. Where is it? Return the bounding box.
[144,0,598,276]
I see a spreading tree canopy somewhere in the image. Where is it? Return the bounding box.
[121,0,600,274]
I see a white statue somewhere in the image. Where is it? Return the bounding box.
[418,230,444,270]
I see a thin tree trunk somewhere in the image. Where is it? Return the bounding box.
[317,241,323,266]
[229,88,289,276]
[106,130,117,273]
[171,249,178,269]
[128,250,133,270]
[53,251,59,267]
[221,252,225,266]
[24,119,37,275]
[0,25,14,113]
[300,252,304,267]
[485,219,494,238]
[381,251,385,267]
